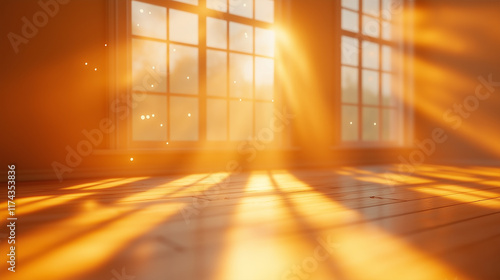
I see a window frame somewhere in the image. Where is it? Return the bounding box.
[106,0,412,154]
[337,0,413,148]
[120,0,282,150]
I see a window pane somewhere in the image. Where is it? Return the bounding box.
[132,39,167,93]
[382,73,393,106]
[362,69,379,105]
[230,100,253,141]
[255,57,274,100]
[363,0,380,17]
[230,22,253,53]
[131,1,166,40]
[362,40,379,69]
[132,94,167,141]
[341,36,359,66]
[207,0,227,12]
[341,66,358,104]
[207,17,227,49]
[362,107,379,141]
[382,0,391,19]
[382,45,392,71]
[382,21,392,40]
[255,27,275,57]
[172,0,198,5]
[207,99,227,141]
[362,16,380,38]
[255,102,274,140]
[342,0,359,11]
[341,9,359,33]
[230,53,253,98]
[170,96,198,141]
[341,105,358,141]
[394,65,403,97]
[382,108,398,141]
[229,0,253,18]
[207,50,227,97]
[255,0,274,23]
[382,0,400,20]
[169,9,198,45]
[170,44,198,94]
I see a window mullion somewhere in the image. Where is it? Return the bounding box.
[166,6,171,143]
[226,8,230,142]
[378,0,383,141]
[357,0,363,141]
[252,0,256,139]
[200,0,207,142]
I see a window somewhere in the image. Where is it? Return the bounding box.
[340,0,405,144]
[130,0,276,147]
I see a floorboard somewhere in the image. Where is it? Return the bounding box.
[1,164,499,280]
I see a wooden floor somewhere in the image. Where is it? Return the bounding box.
[1,164,500,280]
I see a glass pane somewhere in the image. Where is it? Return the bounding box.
[362,69,379,105]
[363,0,380,17]
[362,15,380,37]
[131,1,166,40]
[341,9,359,33]
[207,0,227,12]
[341,105,358,141]
[207,50,227,97]
[132,39,167,93]
[382,0,392,20]
[170,44,199,94]
[341,36,359,66]
[230,53,253,98]
[382,108,398,141]
[255,102,274,139]
[382,45,392,71]
[169,9,198,45]
[207,99,228,141]
[170,96,198,141]
[342,0,359,11]
[341,66,358,104]
[382,0,401,20]
[394,64,403,97]
[255,0,274,23]
[382,21,392,40]
[132,94,167,141]
[229,0,253,18]
[382,73,393,106]
[172,0,198,5]
[255,57,274,100]
[362,107,379,141]
[230,100,253,141]
[230,22,253,53]
[362,40,379,69]
[207,17,227,49]
[255,27,275,57]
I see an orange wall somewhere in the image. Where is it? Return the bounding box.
[413,0,500,161]
[1,0,108,173]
